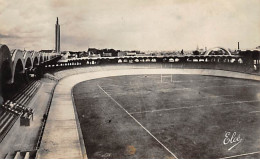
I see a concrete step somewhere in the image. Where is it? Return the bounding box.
[26,84,38,97]
[15,87,34,104]
[24,152,30,159]
[5,150,36,159]
[19,96,29,106]
[0,111,8,121]
[12,81,34,101]
[14,151,22,159]
[18,81,40,106]
[15,81,38,103]
[0,114,15,133]
[13,81,36,102]
[0,114,19,143]
[0,113,12,128]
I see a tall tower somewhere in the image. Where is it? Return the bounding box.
[55,17,60,53]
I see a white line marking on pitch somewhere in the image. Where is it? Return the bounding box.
[129,100,260,115]
[249,111,260,113]
[130,105,205,115]
[97,84,178,159]
[202,83,258,89]
[221,151,260,159]
[200,95,234,98]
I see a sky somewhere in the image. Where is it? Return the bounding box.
[0,0,260,51]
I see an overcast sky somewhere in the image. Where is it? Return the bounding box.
[0,0,259,51]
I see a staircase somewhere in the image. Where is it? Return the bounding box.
[0,80,41,143]
[5,150,37,159]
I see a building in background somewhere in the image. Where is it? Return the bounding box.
[55,17,61,53]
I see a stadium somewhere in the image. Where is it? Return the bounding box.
[0,1,260,159]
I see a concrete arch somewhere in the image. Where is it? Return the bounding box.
[40,56,43,63]
[40,53,45,62]
[13,58,24,85]
[11,49,25,83]
[39,52,44,63]
[205,47,232,56]
[32,51,40,66]
[43,53,48,62]
[23,51,33,69]
[33,57,39,67]
[25,57,32,69]
[0,44,12,104]
[10,49,16,57]
[0,44,12,73]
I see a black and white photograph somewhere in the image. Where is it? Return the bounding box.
[0,0,260,159]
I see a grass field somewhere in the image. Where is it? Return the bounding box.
[73,74,260,159]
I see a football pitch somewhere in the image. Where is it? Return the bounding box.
[73,74,260,159]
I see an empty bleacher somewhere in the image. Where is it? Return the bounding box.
[0,80,41,143]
